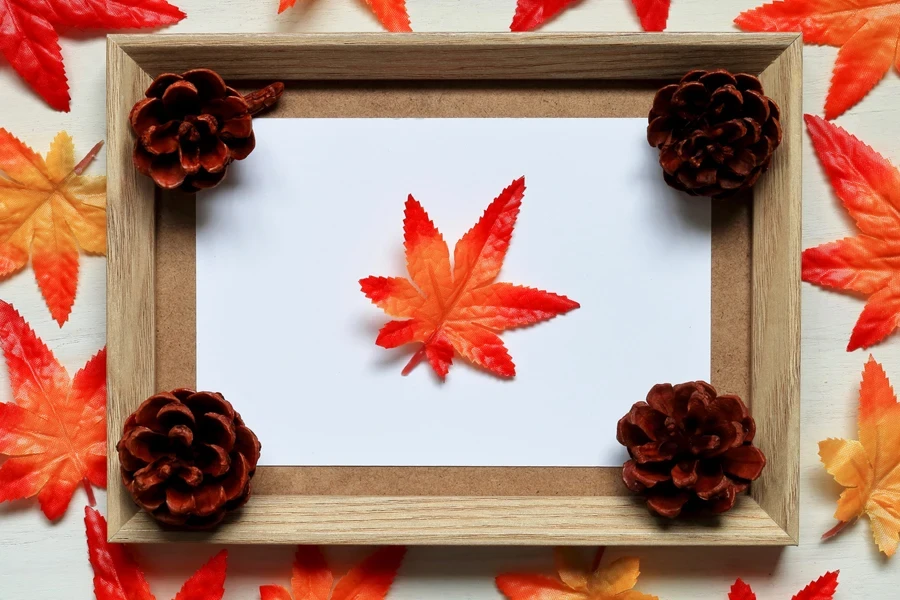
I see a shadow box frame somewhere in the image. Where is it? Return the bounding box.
[106,32,801,546]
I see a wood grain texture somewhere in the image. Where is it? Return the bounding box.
[752,37,803,543]
[107,32,802,546]
[110,496,794,545]
[111,32,795,80]
[105,38,156,539]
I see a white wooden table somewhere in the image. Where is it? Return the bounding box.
[1,0,898,597]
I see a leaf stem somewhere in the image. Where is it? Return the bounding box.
[82,477,96,507]
[821,519,850,540]
[73,141,104,175]
[402,345,427,376]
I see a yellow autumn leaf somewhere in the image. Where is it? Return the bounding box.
[0,130,105,325]
[496,548,658,600]
[820,355,900,555]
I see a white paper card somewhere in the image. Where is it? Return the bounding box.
[196,118,711,467]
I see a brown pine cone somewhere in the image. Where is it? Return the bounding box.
[117,388,261,528]
[616,381,766,518]
[129,68,283,192]
[647,69,782,199]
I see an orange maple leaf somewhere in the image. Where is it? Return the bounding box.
[735,0,900,119]
[800,115,900,351]
[259,545,406,600]
[0,130,106,325]
[0,300,106,520]
[496,548,658,600]
[819,356,900,555]
[360,176,580,379]
[86,507,227,600]
[277,0,411,32]
[727,572,839,600]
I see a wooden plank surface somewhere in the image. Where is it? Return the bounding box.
[112,496,794,545]
[752,37,803,544]
[112,32,795,80]
[105,39,157,538]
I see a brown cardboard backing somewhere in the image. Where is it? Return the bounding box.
[155,82,751,498]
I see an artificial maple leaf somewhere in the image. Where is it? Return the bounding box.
[259,545,406,600]
[630,0,671,30]
[510,0,670,31]
[496,548,658,600]
[359,176,580,379]
[85,507,227,600]
[726,572,839,600]
[0,300,106,520]
[800,115,900,351]
[735,0,900,119]
[819,356,900,555]
[0,0,184,111]
[0,130,106,325]
[277,0,411,32]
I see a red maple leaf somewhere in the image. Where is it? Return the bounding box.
[735,0,900,119]
[260,545,406,600]
[360,176,580,379]
[727,572,839,600]
[801,115,900,351]
[85,506,227,600]
[510,0,670,31]
[277,0,411,32]
[0,300,106,520]
[0,0,185,111]
[630,0,671,30]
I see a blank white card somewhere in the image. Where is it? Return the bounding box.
[196,118,711,467]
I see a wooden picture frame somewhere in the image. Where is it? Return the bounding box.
[106,32,801,545]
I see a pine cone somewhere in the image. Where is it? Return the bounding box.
[117,389,261,528]
[129,69,283,192]
[647,69,782,199]
[616,381,766,518]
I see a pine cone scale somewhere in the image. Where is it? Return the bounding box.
[221,114,253,138]
[235,425,262,465]
[197,443,230,476]
[203,412,237,450]
[180,145,201,175]
[223,131,256,161]
[647,492,690,519]
[695,467,729,500]
[709,485,739,514]
[671,460,698,488]
[124,426,169,461]
[723,445,767,480]
[183,68,228,98]
[162,80,200,113]
[149,153,188,189]
[142,121,179,155]
[158,399,195,426]
[199,140,229,173]
[632,440,678,463]
[222,454,250,500]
